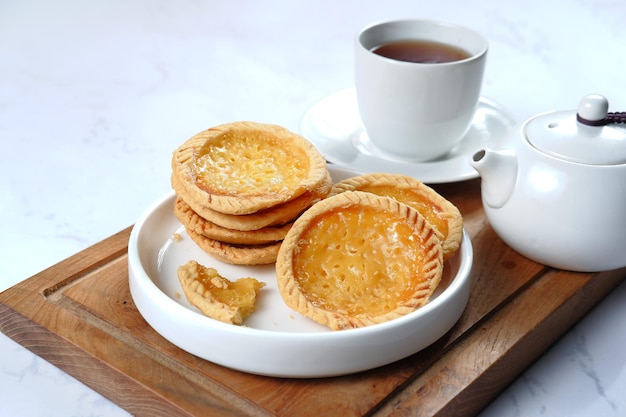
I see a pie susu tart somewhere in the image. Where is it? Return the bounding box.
[276,191,443,330]
[186,229,281,265]
[177,260,265,325]
[171,121,331,215]
[331,173,463,260]
[174,197,292,245]
[171,173,331,231]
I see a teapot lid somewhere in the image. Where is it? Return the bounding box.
[524,94,626,165]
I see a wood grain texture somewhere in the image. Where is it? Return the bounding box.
[1,184,624,417]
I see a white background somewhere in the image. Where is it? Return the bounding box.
[1,0,625,415]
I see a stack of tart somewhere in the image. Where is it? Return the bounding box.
[171,121,332,266]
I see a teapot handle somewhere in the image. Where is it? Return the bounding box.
[603,112,626,125]
[576,94,626,126]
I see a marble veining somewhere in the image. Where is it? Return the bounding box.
[481,279,626,417]
[1,0,625,416]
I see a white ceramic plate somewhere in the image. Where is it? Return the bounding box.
[128,166,473,378]
[300,88,516,184]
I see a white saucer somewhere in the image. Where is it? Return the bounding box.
[300,88,516,183]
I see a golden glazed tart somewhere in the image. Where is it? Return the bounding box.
[276,191,443,330]
[171,121,331,215]
[177,260,265,325]
[331,173,463,260]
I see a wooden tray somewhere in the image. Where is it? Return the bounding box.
[1,179,624,417]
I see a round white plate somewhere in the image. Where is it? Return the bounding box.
[300,88,516,184]
[128,166,473,378]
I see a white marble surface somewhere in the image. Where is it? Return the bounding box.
[1,0,625,415]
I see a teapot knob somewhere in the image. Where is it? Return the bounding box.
[577,94,609,126]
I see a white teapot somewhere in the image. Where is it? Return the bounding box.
[471,95,626,272]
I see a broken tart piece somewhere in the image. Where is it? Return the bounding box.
[177,260,265,325]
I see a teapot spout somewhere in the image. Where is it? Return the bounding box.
[471,148,518,208]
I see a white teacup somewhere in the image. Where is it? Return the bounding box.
[354,19,488,162]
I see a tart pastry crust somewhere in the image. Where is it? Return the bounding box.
[174,197,292,245]
[186,229,281,265]
[276,191,444,330]
[172,173,330,231]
